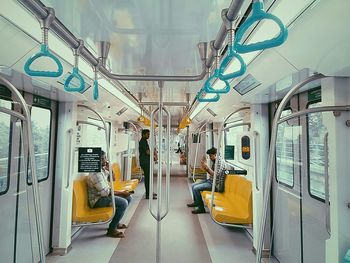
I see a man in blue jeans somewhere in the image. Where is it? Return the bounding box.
[187,147,223,214]
[87,150,131,238]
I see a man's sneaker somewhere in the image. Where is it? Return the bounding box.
[186,202,196,207]
[107,229,125,238]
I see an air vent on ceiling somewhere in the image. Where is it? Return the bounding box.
[206,108,217,117]
[57,72,91,94]
[234,74,261,95]
[116,107,128,116]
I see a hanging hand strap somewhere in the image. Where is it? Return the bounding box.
[234,0,288,54]
[24,8,63,77]
[64,40,85,92]
[197,89,220,102]
[218,10,246,81]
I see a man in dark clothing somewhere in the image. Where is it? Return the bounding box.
[139,129,156,199]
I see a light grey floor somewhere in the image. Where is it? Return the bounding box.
[46,164,264,263]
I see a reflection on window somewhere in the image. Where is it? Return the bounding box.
[84,118,110,149]
[28,106,51,183]
[224,121,243,162]
[308,102,327,200]
[0,99,11,194]
[276,109,294,187]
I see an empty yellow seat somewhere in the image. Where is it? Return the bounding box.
[72,177,113,224]
[112,163,138,191]
[131,157,143,176]
[202,175,253,224]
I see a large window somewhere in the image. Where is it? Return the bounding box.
[28,106,52,183]
[307,102,328,200]
[275,109,295,187]
[224,121,244,162]
[0,99,12,194]
[84,118,111,149]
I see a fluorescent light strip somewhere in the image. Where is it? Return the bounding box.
[2,0,141,114]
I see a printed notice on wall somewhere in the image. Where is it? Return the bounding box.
[78,147,101,173]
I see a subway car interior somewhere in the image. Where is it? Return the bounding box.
[1,0,350,262]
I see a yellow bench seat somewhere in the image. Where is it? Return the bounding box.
[72,178,113,224]
[201,175,253,225]
[112,163,139,191]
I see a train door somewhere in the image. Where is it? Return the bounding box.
[271,87,330,263]
[24,92,56,255]
[271,96,303,263]
[299,88,329,263]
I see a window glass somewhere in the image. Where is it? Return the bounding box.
[0,99,11,194]
[84,118,110,148]
[28,106,51,183]
[276,109,294,187]
[224,121,243,162]
[308,102,327,200]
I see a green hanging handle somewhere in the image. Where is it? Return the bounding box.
[197,89,220,102]
[93,79,99,101]
[24,8,63,78]
[234,0,288,54]
[64,40,85,93]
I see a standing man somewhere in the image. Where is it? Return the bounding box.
[139,129,157,199]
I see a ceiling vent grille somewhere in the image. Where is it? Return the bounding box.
[116,107,128,116]
[206,108,217,117]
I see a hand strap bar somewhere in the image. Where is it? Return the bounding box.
[218,9,246,81]
[64,40,85,92]
[235,0,288,54]
[149,107,159,220]
[197,89,220,102]
[24,7,63,78]
[204,41,230,94]
[161,107,171,220]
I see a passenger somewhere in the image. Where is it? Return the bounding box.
[139,129,157,199]
[187,147,224,214]
[86,150,131,238]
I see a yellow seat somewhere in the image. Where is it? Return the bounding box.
[202,175,253,224]
[190,166,207,175]
[131,157,143,176]
[72,177,113,224]
[112,163,138,191]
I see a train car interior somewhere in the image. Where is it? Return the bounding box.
[0,0,349,262]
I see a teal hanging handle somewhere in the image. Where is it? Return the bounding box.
[93,80,99,101]
[218,13,246,81]
[24,44,63,77]
[64,40,85,93]
[204,68,230,94]
[234,0,288,54]
[24,8,63,78]
[197,89,220,102]
[64,67,85,92]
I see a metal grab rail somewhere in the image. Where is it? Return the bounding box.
[192,125,208,182]
[65,128,73,189]
[188,122,207,178]
[324,132,331,236]
[253,131,260,191]
[0,76,46,263]
[255,73,326,263]
[74,104,116,227]
[209,121,252,228]
[148,82,171,263]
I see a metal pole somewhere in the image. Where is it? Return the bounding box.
[0,76,46,263]
[75,104,116,227]
[192,123,207,182]
[324,132,331,236]
[256,73,326,263]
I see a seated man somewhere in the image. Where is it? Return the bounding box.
[187,147,224,214]
[87,150,131,238]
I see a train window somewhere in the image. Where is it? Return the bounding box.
[28,106,52,183]
[0,99,12,194]
[307,102,327,201]
[275,109,294,187]
[224,121,243,163]
[85,118,111,148]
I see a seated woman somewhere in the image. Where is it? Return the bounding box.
[86,150,131,238]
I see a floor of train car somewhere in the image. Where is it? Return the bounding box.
[46,164,263,263]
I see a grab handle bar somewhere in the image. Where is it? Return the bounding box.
[64,40,85,92]
[324,132,331,236]
[234,0,288,54]
[24,8,63,78]
[65,128,73,189]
